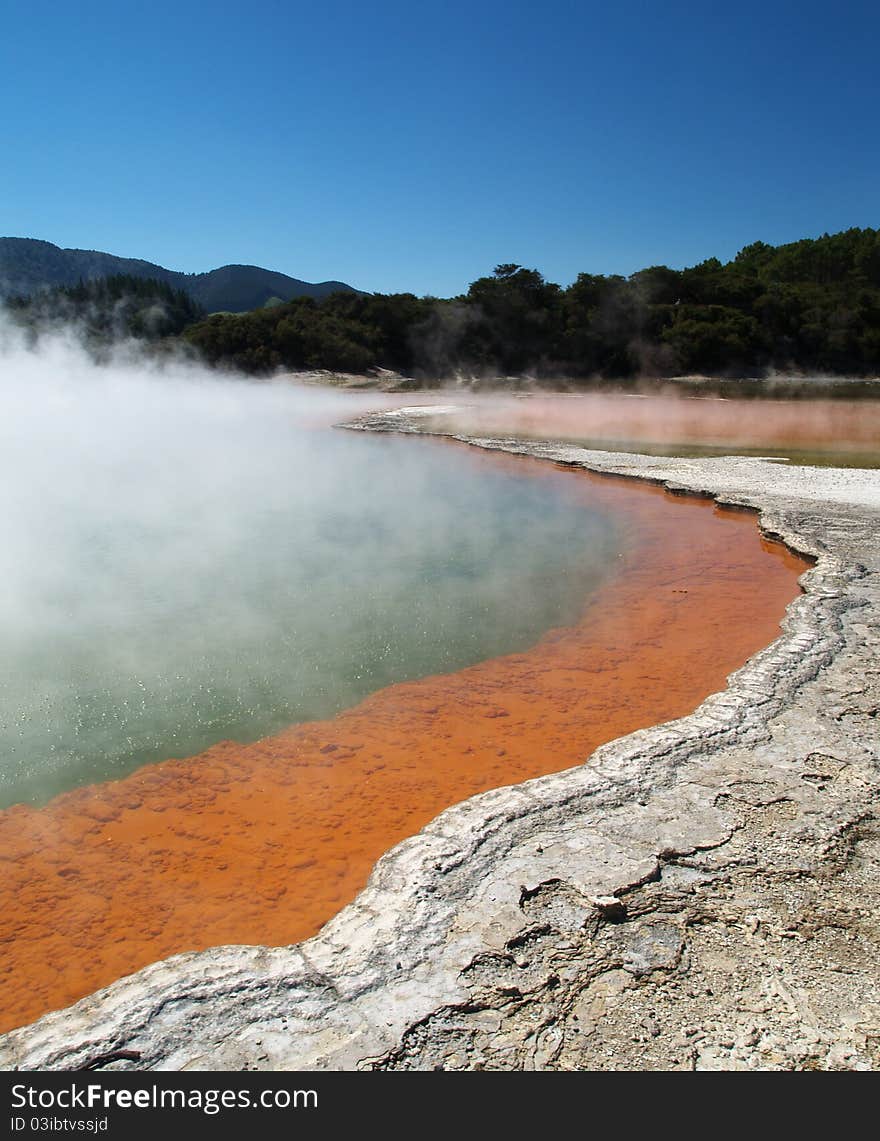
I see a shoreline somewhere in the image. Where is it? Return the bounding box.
[1,410,878,1070]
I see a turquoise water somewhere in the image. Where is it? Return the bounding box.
[0,382,622,807]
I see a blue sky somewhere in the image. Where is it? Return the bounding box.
[2,0,877,296]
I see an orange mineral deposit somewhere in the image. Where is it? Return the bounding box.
[0,452,810,1033]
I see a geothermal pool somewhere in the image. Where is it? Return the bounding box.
[0,363,813,1034]
[431,392,880,467]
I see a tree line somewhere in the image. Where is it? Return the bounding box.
[182,229,880,379]
[7,229,880,380]
[6,275,205,347]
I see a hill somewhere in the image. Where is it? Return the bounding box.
[0,237,357,313]
[181,228,880,380]
[5,229,879,380]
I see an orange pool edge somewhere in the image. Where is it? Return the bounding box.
[0,454,811,1034]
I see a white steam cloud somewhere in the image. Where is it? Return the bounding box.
[0,318,618,807]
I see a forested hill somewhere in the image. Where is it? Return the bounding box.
[0,238,357,312]
[4,229,880,380]
[183,228,880,379]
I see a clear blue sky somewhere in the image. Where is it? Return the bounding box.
[2,0,877,296]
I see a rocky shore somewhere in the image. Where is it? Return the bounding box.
[2,408,878,1071]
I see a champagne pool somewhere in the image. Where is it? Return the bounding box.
[0,373,810,1033]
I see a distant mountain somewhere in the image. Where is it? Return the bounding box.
[0,238,358,313]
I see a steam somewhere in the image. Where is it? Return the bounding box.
[0,318,619,807]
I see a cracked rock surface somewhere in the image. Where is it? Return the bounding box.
[2,410,878,1072]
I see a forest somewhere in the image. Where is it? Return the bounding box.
[181,228,880,379]
[7,229,880,381]
[6,274,204,349]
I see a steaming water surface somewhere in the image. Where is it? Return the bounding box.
[433,393,880,468]
[0,364,621,807]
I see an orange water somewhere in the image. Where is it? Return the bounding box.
[439,393,880,463]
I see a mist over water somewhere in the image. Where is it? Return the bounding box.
[433,392,880,468]
[0,326,621,807]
